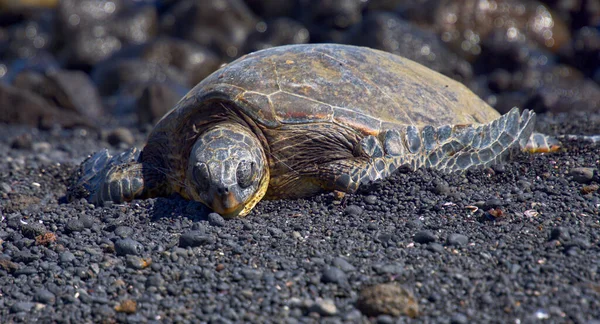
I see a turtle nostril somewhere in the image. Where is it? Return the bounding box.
[217,186,229,195]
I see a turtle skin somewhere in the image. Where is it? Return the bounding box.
[68,44,558,217]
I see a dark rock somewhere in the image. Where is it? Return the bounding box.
[427,243,445,253]
[244,17,310,53]
[106,127,135,147]
[179,230,212,248]
[60,251,76,263]
[208,213,225,227]
[10,301,36,313]
[321,267,348,285]
[106,37,221,86]
[114,238,143,256]
[92,59,188,97]
[34,289,56,304]
[10,133,33,150]
[344,205,363,216]
[446,233,469,246]
[114,226,134,238]
[162,0,257,58]
[332,257,355,272]
[433,180,450,195]
[58,1,158,67]
[451,312,469,324]
[65,219,85,233]
[347,11,472,83]
[0,83,94,129]
[13,69,104,120]
[414,230,436,244]
[549,227,571,242]
[136,82,187,126]
[570,167,595,184]
[20,221,46,239]
[365,195,378,205]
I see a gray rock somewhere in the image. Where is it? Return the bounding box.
[208,213,225,227]
[179,230,213,247]
[115,238,143,256]
[308,298,337,316]
[321,266,347,285]
[414,230,436,244]
[447,233,469,246]
[570,167,595,183]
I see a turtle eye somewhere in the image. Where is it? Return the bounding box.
[236,160,256,188]
[193,162,210,192]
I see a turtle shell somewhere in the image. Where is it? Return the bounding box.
[157,44,499,135]
[142,44,502,192]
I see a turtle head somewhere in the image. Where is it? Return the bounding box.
[186,123,269,218]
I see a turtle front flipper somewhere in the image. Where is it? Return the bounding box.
[68,148,166,205]
[314,108,536,193]
[405,107,536,172]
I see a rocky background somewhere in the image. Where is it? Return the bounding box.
[0,0,599,323]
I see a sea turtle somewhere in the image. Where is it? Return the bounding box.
[68,43,558,217]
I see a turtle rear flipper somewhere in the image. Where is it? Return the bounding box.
[523,132,562,153]
[68,148,147,205]
[413,107,535,172]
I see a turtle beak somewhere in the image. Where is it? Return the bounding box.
[210,189,244,217]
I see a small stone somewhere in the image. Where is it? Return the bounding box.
[114,226,134,238]
[427,243,445,253]
[414,230,436,244]
[10,133,33,150]
[321,267,348,285]
[549,227,570,242]
[483,198,503,209]
[344,205,363,216]
[10,301,36,313]
[126,255,151,269]
[34,289,56,304]
[372,263,403,275]
[208,213,225,227]
[179,230,212,247]
[491,163,506,173]
[145,275,164,288]
[357,283,419,318]
[268,227,284,238]
[332,257,356,272]
[308,298,337,316]
[106,128,135,147]
[433,180,450,195]
[114,299,137,314]
[114,238,143,256]
[21,222,47,239]
[32,142,51,153]
[581,184,599,194]
[446,233,469,246]
[60,251,76,263]
[80,215,94,228]
[240,268,263,280]
[0,182,12,193]
[450,312,468,324]
[570,167,595,184]
[365,195,378,205]
[65,219,85,233]
[376,315,395,324]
